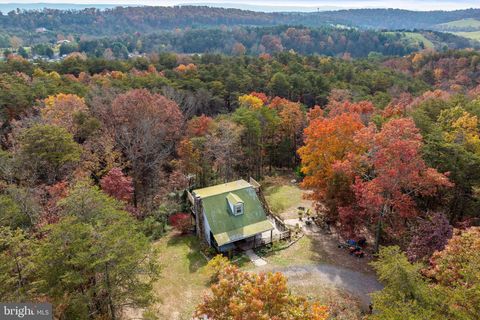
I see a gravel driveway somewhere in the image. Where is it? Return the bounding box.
[275,264,383,309]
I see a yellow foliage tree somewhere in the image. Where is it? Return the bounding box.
[41,93,88,133]
[238,94,264,109]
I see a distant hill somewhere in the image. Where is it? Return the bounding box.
[435,18,480,32]
[0,5,479,54]
[0,3,117,14]
[1,5,480,33]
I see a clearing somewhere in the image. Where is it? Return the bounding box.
[149,176,381,319]
[383,31,435,49]
[435,18,480,31]
[453,31,480,41]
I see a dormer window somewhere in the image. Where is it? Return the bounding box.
[235,204,243,215]
[227,193,244,216]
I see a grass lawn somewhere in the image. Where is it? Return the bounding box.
[151,232,210,320]
[261,235,328,267]
[264,184,303,214]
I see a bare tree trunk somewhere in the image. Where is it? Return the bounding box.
[105,263,116,320]
[374,205,387,253]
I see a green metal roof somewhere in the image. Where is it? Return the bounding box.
[193,180,273,246]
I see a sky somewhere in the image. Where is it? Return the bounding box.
[0,0,479,11]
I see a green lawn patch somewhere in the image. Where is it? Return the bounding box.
[261,236,328,267]
[151,232,209,320]
[264,184,303,214]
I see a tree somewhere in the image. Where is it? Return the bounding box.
[239,94,264,109]
[0,227,37,302]
[268,72,291,98]
[186,115,213,138]
[168,213,192,234]
[338,118,452,251]
[426,227,480,319]
[196,263,328,320]
[0,186,39,230]
[108,89,183,207]
[271,98,305,167]
[17,47,28,59]
[207,119,244,182]
[100,168,134,202]
[9,36,23,51]
[407,212,453,262]
[298,113,365,220]
[232,42,246,56]
[369,246,442,320]
[37,183,159,319]
[19,124,81,183]
[41,93,89,136]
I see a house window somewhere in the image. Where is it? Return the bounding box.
[235,204,243,215]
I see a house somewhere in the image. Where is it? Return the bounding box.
[189,179,274,253]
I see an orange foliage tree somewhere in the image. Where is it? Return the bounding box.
[298,112,365,219]
[196,263,328,320]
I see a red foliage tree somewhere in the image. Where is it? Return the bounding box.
[169,213,192,234]
[249,91,269,104]
[337,118,452,251]
[108,89,183,206]
[100,167,134,202]
[186,115,213,138]
[406,212,453,262]
[37,181,69,228]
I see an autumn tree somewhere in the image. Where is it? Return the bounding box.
[41,93,88,134]
[270,97,305,167]
[338,118,452,251]
[298,113,365,220]
[196,263,328,320]
[108,89,183,207]
[186,114,213,138]
[232,42,246,56]
[239,94,264,109]
[426,227,480,319]
[206,119,244,182]
[414,99,480,222]
[407,212,453,262]
[100,167,134,202]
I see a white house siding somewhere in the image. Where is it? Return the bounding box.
[203,209,211,246]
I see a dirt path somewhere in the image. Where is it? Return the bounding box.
[267,187,383,310]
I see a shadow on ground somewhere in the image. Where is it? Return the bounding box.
[167,232,207,273]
